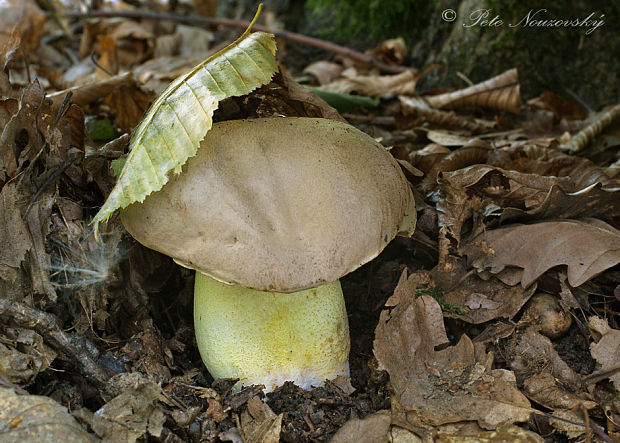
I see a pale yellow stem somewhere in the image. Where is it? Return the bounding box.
[194,272,350,392]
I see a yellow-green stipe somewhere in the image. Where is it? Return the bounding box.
[194,272,350,392]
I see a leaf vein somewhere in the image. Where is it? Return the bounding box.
[184,82,210,117]
[165,101,196,148]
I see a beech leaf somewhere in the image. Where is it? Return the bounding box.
[92,8,277,234]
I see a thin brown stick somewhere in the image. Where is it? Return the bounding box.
[582,404,591,443]
[63,9,418,75]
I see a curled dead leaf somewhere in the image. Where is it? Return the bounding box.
[424,69,521,114]
[566,103,620,153]
[322,70,416,98]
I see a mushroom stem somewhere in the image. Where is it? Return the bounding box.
[194,272,350,392]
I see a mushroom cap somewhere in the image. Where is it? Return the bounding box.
[120,117,416,292]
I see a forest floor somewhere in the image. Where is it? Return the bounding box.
[0,1,619,442]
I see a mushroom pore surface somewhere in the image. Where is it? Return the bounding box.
[120,117,416,292]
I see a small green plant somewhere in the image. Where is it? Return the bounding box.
[416,283,467,315]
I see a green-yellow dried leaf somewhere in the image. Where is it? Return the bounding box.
[92,10,277,234]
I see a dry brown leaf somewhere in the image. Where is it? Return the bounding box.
[303,61,344,86]
[0,183,30,282]
[435,423,544,442]
[79,19,154,66]
[425,130,474,146]
[549,409,586,439]
[90,374,165,442]
[488,144,618,190]
[95,34,119,76]
[153,25,214,61]
[371,38,407,65]
[505,328,582,390]
[47,72,136,110]
[409,263,534,325]
[175,25,214,59]
[330,375,356,395]
[419,143,490,192]
[0,0,46,55]
[523,372,596,410]
[103,84,153,133]
[23,188,56,299]
[407,143,450,175]
[442,272,536,324]
[399,97,495,133]
[239,396,282,443]
[431,144,619,229]
[1,82,52,178]
[388,426,423,442]
[588,317,620,391]
[435,162,618,258]
[531,91,588,120]
[0,28,21,98]
[192,0,218,17]
[330,411,391,443]
[464,219,620,287]
[0,99,19,140]
[498,181,620,224]
[0,329,56,384]
[133,56,197,95]
[374,271,531,429]
[424,69,521,114]
[322,70,416,97]
[0,388,96,442]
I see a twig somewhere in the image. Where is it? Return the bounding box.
[90,51,114,76]
[0,299,109,389]
[303,414,315,433]
[583,363,620,385]
[63,9,418,75]
[582,403,591,443]
[24,152,78,219]
[565,88,594,113]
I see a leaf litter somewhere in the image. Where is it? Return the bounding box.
[0,0,619,442]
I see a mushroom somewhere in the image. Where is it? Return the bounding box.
[120,117,416,391]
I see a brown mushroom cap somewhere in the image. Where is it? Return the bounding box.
[120,117,416,292]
